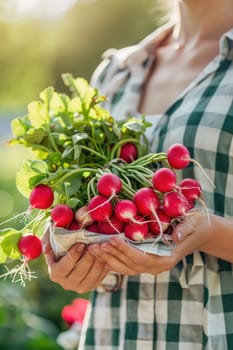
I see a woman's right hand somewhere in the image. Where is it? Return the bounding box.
[42,233,110,294]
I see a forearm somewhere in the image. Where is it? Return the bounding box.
[173,213,233,264]
[200,215,233,263]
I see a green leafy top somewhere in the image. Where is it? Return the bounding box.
[0,74,167,264]
[9,74,151,201]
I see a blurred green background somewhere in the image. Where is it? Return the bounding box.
[0,0,166,348]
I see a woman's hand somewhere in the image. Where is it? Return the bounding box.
[173,213,233,263]
[42,232,110,294]
[172,212,212,254]
[88,212,233,275]
[88,238,179,276]
[42,212,233,286]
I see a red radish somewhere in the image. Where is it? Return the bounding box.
[187,200,195,211]
[98,214,124,234]
[18,234,42,260]
[0,234,43,286]
[51,204,74,227]
[119,142,138,163]
[167,144,215,188]
[152,168,177,193]
[179,178,210,222]
[88,195,113,222]
[167,143,191,169]
[148,209,171,235]
[61,298,90,326]
[68,220,81,231]
[124,216,149,241]
[114,199,138,222]
[29,184,54,209]
[97,173,122,197]
[75,206,94,227]
[163,191,189,217]
[86,222,99,233]
[179,178,202,201]
[133,187,160,216]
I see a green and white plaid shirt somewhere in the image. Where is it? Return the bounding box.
[82,23,233,350]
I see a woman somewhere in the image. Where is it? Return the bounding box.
[43,0,233,348]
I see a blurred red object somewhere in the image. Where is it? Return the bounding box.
[61,298,90,326]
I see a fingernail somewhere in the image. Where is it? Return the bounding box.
[42,243,51,254]
[88,245,98,255]
[102,244,111,252]
[177,231,183,241]
[109,238,118,247]
[76,244,85,252]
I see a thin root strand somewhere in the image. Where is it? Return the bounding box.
[0,261,37,287]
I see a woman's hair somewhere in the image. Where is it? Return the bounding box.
[152,0,177,26]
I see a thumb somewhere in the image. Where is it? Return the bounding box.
[172,220,195,244]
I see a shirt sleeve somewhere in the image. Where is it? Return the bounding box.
[90,57,112,91]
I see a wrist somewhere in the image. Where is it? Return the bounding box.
[200,215,233,262]
[198,214,217,250]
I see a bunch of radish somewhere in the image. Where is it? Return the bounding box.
[28,143,206,244]
[75,169,202,242]
[0,142,210,286]
[0,70,213,287]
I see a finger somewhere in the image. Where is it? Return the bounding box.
[101,238,177,275]
[42,233,57,266]
[103,237,150,266]
[70,251,97,281]
[96,249,137,275]
[43,246,56,266]
[173,230,201,259]
[106,257,137,275]
[172,218,197,243]
[77,258,110,290]
[88,242,138,275]
[49,243,87,279]
[58,254,109,294]
[86,243,108,264]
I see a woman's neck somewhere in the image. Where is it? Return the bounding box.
[172,0,233,47]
